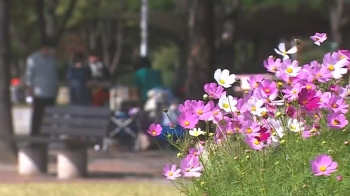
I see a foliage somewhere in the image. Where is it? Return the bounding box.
[152,43,180,89]
[153,37,350,195]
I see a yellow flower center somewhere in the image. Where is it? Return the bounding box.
[272,66,277,72]
[290,125,296,130]
[251,106,257,111]
[319,166,327,172]
[333,119,340,125]
[317,73,322,77]
[303,100,308,105]
[185,168,191,172]
[184,121,190,126]
[264,88,270,93]
[340,55,345,59]
[261,111,267,117]
[292,90,297,94]
[254,82,259,88]
[286,67,293,73]
[254,139,260,145]
[151,130,157,135]
[197,110,203,115]
[168,171,173,176]
[246,128,252,134]
[283,51,287,55]
[328,65,335,71]
[219,79,225,84]
[306,85,312,90]
[223,103,229,109]
[332,104,338,108]
[277,82,283,88]
[213,111,219,115]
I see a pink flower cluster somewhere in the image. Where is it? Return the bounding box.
[152,34,348,180]
[163,147,203,180]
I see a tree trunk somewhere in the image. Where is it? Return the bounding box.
[185,0,215,99]
[329,0,346,50]
[0,0,17,163]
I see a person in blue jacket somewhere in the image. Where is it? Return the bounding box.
[66,53,91,105]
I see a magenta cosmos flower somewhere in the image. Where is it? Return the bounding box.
[310,33,327,46]
[310,154,338,176]
[204,82,225,99]
[327,112,348,129]
[147,123,162,136]
[163,164,181,180]
[297,88,320,111]
[178,111,199,129]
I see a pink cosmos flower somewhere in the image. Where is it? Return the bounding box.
[147,123,162,136]
[327,112,348,129]
[264,56,282,73]
[247,75,264,89]
[310,33,327,46]
[179,100,195,113]
[246,134,271,151]
[204,83,226,99]
[297,88,320,111]
[163,164,181,180]
[282,83,302,101]
[180,155,203,178]
[192,100,213,120]
[316,91,332,108]
[339,49,350,60]
[279,59,301,77]
[178,111,199,129]
[257,79,278,100]
[310,154,338,176]
[328,95,348,114]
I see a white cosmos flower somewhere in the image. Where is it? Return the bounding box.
[214,69,236,88]
[274,43,298,60]
[189,128,205,137]
[267,118,284,142]
[218,95,237,112]
[246,98,267,116]
[326,58,349,79]
[287,118,304,132]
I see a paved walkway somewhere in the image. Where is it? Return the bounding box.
[0,150,179,184]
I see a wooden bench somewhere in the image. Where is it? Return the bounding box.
[15,106,110,179]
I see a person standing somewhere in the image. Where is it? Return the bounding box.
[25,42,58,136]
[87,51,110,107]
[66,53,91,105]
[134,57,163,104]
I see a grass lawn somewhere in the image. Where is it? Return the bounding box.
[0,182,181,196]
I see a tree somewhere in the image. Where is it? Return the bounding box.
[0,0,17,163]
[36,0,77,46]
[185,0,215,99]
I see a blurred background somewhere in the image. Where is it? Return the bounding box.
[0,0,349,195]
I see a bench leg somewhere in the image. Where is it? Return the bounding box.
[57,147,87,179]
[18,145,48,176]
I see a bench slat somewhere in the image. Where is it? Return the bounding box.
[45,106,110,117]
[40,126,108,137]
[42,117,109,127]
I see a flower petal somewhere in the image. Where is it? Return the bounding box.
[278,43,286,52]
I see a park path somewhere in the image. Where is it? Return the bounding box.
[0,150,179,184]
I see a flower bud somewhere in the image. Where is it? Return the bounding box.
[163,108,168,113]
[203,94,209,100]
[209,133,214,137]
[275,112,282,118]
[176,153,182,158]
[322,141,327,145]
[344,141,349,145]
[336,175,343,182]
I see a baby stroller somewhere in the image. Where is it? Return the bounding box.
[143,87,184,147]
